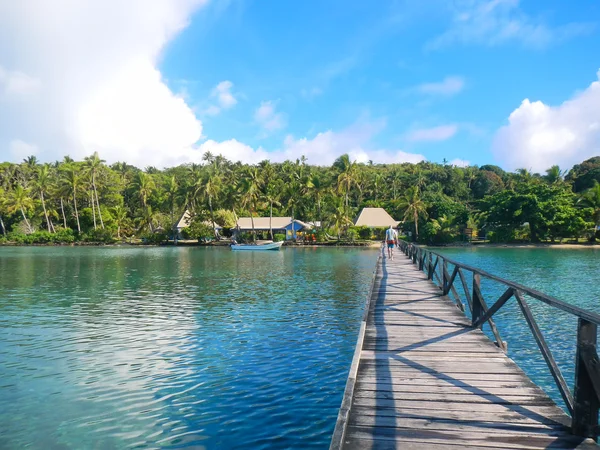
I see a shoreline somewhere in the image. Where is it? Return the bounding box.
[2,241,597,249]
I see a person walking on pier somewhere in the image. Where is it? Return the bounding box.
[385,225,398,259]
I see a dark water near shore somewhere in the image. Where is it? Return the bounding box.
[437,246,600,410]
[0,247,378,450]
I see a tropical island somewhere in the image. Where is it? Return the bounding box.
[1,152,599,246]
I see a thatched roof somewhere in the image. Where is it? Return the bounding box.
[174,210,222,230]
[354,207,399,228]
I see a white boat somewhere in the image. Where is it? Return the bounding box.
[230,241,284,251]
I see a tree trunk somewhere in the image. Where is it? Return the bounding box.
[250,208,256,242]
[73,191,81,233]
[117,224,121,239]
[40,191,51,232]
[269,201,273,240]
[209,196,217,240]
[317,198,322,229]
[0,214,6,236]
[93,175,104,229]
[95,186,104,229]
[170,202,175,240]
[60,198,67,228]
[414,210,419,241]
[21,207,32,233]
[530,223,539,243]
[91,190,97,230]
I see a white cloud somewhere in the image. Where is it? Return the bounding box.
[254,100,286,133]
[199,118,425,166]
[211,80,237,109]
[0,0,208,167]
[202,105,222,116]
[406,125,458,142]
[0,66,41,95]
[300,87,323,100]
[449,158,470,167]
[9,139,38,160]
[418,76,465,96]
[492,70,600,172]
[429,0,592,49]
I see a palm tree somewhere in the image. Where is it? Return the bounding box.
[34,165,53,232]
[335,154,358,221]
[132,172,155,231]
[111,205,128,238]
[239,167,262,241]
[60,166,82,232]
[329,203,352,240]
[544,165,564,184]
[84,152,105,229]
[7,185,34,233]
[202,172,222,239]
[398,186,428,241]
[263,185,281,240]
[164,176,178,236]
[303,174,326,228]
[0,188,7,236]
[580,181,600,229]
[132,172,155,209]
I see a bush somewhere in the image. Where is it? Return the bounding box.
[273,233,285,242]
[350,226,372,240]
[84,228,116,244]
[372,227,387,240]
[315,229,328,242]
[142,231,169,245]
[6,229,77,244]
[186,221,214,241]
[345,228,359,243]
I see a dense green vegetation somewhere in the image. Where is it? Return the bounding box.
[1,152,599,245]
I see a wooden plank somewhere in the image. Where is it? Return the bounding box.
[348,405,570,426]
[344,428,598,450]
[348,414,569,435]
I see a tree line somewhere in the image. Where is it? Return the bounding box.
[1,152,599,244]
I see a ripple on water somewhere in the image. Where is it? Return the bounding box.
[0,247,378,449]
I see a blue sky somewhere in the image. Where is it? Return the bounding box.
[1,0,599,171]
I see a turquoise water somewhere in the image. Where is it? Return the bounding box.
[0,247,378,450]
[436,246,600,410]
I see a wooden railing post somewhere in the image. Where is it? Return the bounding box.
[427,253,433,280]
[418,249,424,271]
[442,259,448,295]
[472,273,483,327]
[573,319,599,440]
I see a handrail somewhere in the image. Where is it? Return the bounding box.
[398,239,600,441]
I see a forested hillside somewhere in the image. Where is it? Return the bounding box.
[1,152,599,244]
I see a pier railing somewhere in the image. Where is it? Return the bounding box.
[398,240,600,440]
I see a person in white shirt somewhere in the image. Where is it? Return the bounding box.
[385,225,398,259]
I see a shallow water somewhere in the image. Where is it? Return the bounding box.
[0,246,378,449]
[436,246,600,410]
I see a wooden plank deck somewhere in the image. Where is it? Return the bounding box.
[332,250,598,450]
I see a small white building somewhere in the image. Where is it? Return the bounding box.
[236,217,312,240]
[174,210,222,239]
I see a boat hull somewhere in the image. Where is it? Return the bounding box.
[231,242,284,251]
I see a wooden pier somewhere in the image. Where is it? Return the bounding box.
[331,244,600,449]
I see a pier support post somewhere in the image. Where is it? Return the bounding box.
[472,274,483,328]
[573,319,599,440]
